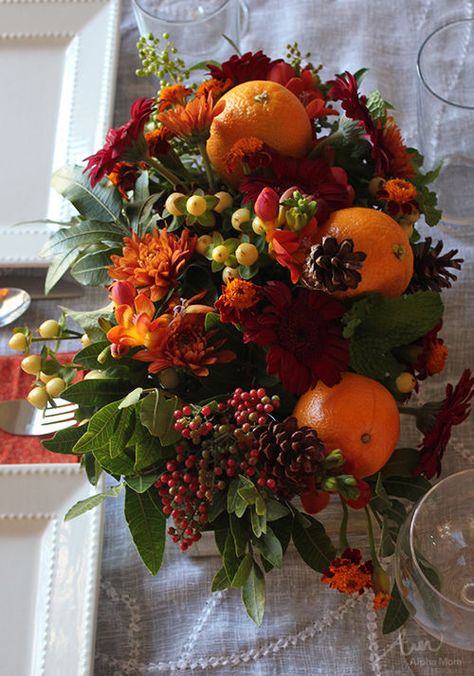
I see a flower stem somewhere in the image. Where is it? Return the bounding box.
[145,155,184,189]
[364,506,380,567]
[397,405,419,416]
[198,141,215,192]
[338,498,350,553]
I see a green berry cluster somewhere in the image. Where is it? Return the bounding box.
[136,32,189,87]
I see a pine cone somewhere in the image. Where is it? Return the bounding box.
[302,236,367,293]
[408,237,463,293]
[254,416,325,498]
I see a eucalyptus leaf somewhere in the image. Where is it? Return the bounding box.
[71,248,118,286]
[64,483,123,521]
[45,248,79,294]
[124,486,166,575]
[42,220,127,256]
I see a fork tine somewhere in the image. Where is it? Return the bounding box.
[43,403,78,417]
[41,411,77,426]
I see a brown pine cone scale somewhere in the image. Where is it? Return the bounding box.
[302,236,367,293]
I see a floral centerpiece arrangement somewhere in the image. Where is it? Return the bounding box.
[9,39,473,629]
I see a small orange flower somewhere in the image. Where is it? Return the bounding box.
[107,162,141,199]
[426,341,449,375]
[224,136,271,174]
[373,591,392,610]
[158,93,225,141]
[145,127,174,157]
[158,84,192,111]
[134,309,235,376]
[195,78,233,100]
[381,117,415,179]
[109,228,196,302]
[321,548,373,595]
[267,217,320,284]
[215,278,261,324]
[380,178,417,204]
[107,293,162,355]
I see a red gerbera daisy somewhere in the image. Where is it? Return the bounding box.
[84,97,155,187]
[242,282,349,394]
[208,50,281,85]
[416,369,474,478]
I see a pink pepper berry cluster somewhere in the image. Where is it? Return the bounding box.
[173,403,226,445]
[227,387,280,426]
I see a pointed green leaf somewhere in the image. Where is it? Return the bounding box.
[383,476,432,502]
[382,583,410,634]
[223,531,242,581]
[250,507,267,538]
[126,474,160,493]
[73,341,111,369]
[64,483,123,521]
[63,379,129,407]
[61,304,113,341]
[266,499,290,521]
[42,424,85,454]
[241,561,265,626]
[119,388,144,409]
[71,248,118,286]
[211,565,231,592]
[214,528,229,556]
[292,512,336,572]
[73,400,121,454]
[231,553,253,588]
[109,408,136,458]
[140,390,182,446]
[93,444,135,475]
[124,486,166,575]
[42,220,127,256]
[230,513,248,557]
[51,164,122,222]
[253,526,283,568]
[45,248,79,294]
[207,490,227,522]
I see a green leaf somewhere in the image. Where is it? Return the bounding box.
[73,400,121,453]
[134,432,163,472]
[253,526,283,569]
[119,388,144,409]
[64,483,123,521]
[266,499,290,521]
[109,408,136,458]
[204,312,220,332]
[42,424,85,454]
[52,165,122,223]
[124,486,166,575]
[250,506,267,537]
[230,513,248,557]
[380,448,420,478]
[211,565,230,592]
[231,553,253,588]
[71,248,118,286]
[380,515,396,557]
[241,561,265,626]
[45,248,80,294]
[383,476,432,502]
[207,490,227,523]
[382,583,410,634]
[62,304,113,341]
[125,474,160,493]
[292,512,336,572]
[270,514,293,554]
[214,528,229,556]
[42,219,127,256]
[140,390,182,446]
[227,477,240,513]
[82,452,102,486]
[223,531,242,581]
[73,341,111,369]
[63,379,129,407]
[93,443,135,475]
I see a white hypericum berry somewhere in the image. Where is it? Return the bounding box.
[213,191,233,213]
[165,192,186,216]
[39,319,60,338]
[196,235,213,256]
[45,377,66,398]
[84,370,109,380]
[27,386,48,409]
[231,208,251,231]
[395,372,417,393]
[235,242,259,266]
[8,333,28,352]
[222,266,241,284]
[212,245,229,264]
[80,334,92,348]
[186,195,207,217]
[20,354,42,375]
[40,371,56,383]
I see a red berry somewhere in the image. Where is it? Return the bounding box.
[163,505,172,515]
[182,405,192,416]
[201,405,211,417]
[257,477,266,487]
[266,478,276,490]
[246,467,256,477]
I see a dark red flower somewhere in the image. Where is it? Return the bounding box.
[321,548,373,594]
[242,282,349,394]
[240,152,354,222]
[208,50,281,84]
[84,97,155,187]
[328,71,371,127]
[414,322,448,381]
[107,162,141,199]
[343,479,372,509]
[416,369,474,478]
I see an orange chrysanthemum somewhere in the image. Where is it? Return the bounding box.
[224,136,271,174]
[215,278,261,324]
[145,127,174,157]
[107,162,141,199]
[381,178,417,204]
[158,93,225,141]
[107,293,162,356]
[382,117,415,179]
[321,548,373,595]
[109,228,196,302]
[158,84,192,111]
[373,591,392,610]
[134,310,235,376]
[426,341,449,375]
[195,78,233,101]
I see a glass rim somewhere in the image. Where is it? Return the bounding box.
[131,0,232,26]
[417,17,474,111]
[408,468,474,612]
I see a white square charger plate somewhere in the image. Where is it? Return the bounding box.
[0,463,105,676]
[0,0,121,266]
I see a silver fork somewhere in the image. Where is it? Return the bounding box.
[0,398,78,436]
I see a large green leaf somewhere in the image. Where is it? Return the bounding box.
[253,526,283,569]
[140,390,182,446]
[125,473,160,493]
[292,512,336,572]
[71,248,119,286]
[93,444,135,475]
[73,341,111,370]
[109,407,136,458]
[223,531,242,581]
[211,565,230,592]
[383,476,432,502]
[64,483,123,521]
[61,304,113,341]
[51,165,122,222]
[62,379,129,407]
[42,219,128,257]
[231,553,253,588]
[241,561,265,625]
[124,486,166,575]
[42,424,85,454]
[45,247,80,294]
[73,400,121,454]
[382,583,410,634]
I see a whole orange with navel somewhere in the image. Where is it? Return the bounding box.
[317,207,414,298]
[206,80,313,184]
[293,372,400,478]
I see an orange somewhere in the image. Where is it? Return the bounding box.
[317,207,414,298]
[206,80,313,184]
[293,372,400,478]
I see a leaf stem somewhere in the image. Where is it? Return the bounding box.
[338,498,350,553]
[198,141,216,192]
[397,406,419,416]
[145,155,184,189]
[364,505,380,567]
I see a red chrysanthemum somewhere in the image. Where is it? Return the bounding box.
[107,162,141,199]
[208,50,282,84]
[242,282,349,395]
[240,152,354,223]
[84,97,155,187]
[416,369,474,478]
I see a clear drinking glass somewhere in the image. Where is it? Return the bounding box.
[132,0,248,71]
[394,469,474,650]
[417,17,474,225]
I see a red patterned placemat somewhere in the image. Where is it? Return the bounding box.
[0,354,78,464]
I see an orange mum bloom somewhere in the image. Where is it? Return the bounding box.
[134,308,235,377]
[224,136,271,174]
[373,591,392,610]
[158,84,192,112]
[109,228,196,302]
[321,548,373,595]
[215,278,261,324]
[381,117,416,179]
[195,78,232,100]
[145,127,174,157]
[107,293,162,356]
[426,341,449,375]
[380,178,417,204]
[158,93,225,141]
